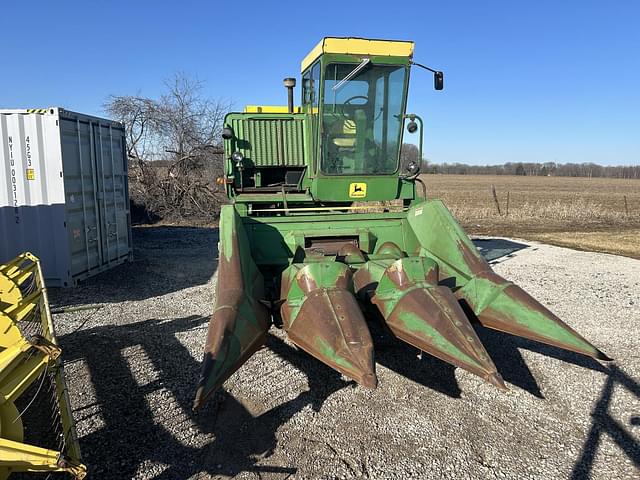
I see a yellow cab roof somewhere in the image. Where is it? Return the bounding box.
[301,37,414,72]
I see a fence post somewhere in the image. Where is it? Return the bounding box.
[491,184,502,216]
[624,195,629,216]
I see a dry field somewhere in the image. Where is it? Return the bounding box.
[422,174,640,258]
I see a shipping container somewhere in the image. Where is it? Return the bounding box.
[0,107,132,287]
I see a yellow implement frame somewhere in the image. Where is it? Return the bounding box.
[0,253,86,479]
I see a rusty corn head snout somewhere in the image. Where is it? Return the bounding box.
[355,256,506,390]
[280,262,377,388]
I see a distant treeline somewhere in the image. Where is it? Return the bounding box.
[424,162,640,179]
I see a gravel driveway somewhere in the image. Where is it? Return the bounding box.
[49,227,640,479]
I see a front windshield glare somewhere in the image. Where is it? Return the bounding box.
[321,62,407,175]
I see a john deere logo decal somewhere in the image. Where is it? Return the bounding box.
[349,182,367,198]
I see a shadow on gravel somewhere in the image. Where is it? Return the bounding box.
[49,226,219,307]
[472,237,530,263]
[60,315,350,478]
[204,333,352,475]
[571,365,640,479]
[366,317,462,398]
[61,315,216,478]
[475,328,609,399]
[474,328,545,398]
[265,333,353,411]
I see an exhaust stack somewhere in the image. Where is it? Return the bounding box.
[283,77,296,113]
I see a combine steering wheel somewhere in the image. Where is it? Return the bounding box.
[341,95,368,118]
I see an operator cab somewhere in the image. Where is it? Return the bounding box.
[302,58,408,176]
[220,37,443,208]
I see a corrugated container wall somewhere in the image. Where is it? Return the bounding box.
[0,108,132,286]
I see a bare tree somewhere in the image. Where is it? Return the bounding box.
[400,143,428,171]
[104,74,231,222]
[104,94,158,159]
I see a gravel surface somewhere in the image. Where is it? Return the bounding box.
[49,227,640,480]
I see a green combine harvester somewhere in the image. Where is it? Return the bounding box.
[194,37,609,409]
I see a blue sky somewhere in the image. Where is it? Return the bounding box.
[2,1,639,165]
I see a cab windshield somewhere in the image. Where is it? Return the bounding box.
[321,62,407,175]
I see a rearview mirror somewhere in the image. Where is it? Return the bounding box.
[434,71,444,90]
[411,62,445,91]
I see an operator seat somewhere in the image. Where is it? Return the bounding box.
[325,109,369,173]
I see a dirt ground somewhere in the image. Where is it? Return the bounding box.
[422,174,640,258]
[49,226,640,479]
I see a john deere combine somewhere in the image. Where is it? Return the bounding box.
[194,37,609,409]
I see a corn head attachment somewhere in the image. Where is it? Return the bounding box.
[194,37,609,409]
[0,253,86,479]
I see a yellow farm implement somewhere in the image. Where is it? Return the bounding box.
[0,253,85,479]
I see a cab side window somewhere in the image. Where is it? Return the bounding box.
[310,62,320,108]
[302,71,311,106]
[310,62,321,165]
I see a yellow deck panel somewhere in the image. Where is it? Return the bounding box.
[244,105,303,113]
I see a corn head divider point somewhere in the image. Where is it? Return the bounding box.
[189,36,610,410]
